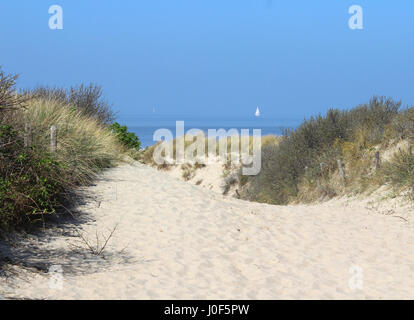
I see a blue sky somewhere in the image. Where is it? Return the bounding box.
[1,0,413,122]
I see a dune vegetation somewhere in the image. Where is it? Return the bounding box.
[140,97,414,205]
[239,97,414,204]
[4,61,411,232]
[140,134,279,167]
[0,67,139,232]
[139,133,280,186]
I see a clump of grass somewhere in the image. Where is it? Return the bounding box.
[23,98,125,185]
[72,224,119,256]
[181,163,195,181]
[1,98,126,231]
[383,148,414,195]
[0,68,130,232]
[222,172,238,195]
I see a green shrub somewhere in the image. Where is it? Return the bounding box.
[109,122,141,150]
[0,122,65,229]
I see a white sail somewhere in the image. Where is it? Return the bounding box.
[255,107,260,117]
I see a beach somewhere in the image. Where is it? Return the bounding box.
[1,162,414,300]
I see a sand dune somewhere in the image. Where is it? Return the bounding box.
[1,162,414,299]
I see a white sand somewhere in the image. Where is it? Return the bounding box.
[166,161,230,195]
[1,162,414,299]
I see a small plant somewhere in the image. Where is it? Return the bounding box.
[72,224,119,256]
[383,149,414,194]
[109,122,141,150]
[181,163,194,181]
[0,68,27,111]
[222,173,238,195]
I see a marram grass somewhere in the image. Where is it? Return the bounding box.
[0,98,128,231]
[24,98,126,185]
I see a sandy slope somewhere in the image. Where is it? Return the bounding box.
[1,162,414,299]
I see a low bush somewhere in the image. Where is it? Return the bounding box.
[109,122,141,150]
[240,96,404,204]
[23,83,115,125]
[383,148,414,195]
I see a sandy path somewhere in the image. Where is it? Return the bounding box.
[1,162,414,299]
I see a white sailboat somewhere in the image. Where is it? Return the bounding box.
[255,106,260,117]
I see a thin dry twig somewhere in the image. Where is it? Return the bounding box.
[97,224,118,255]
[72,223,119,256]
[393,215,408,222]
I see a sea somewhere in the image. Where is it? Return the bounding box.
[117,114,301,148]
